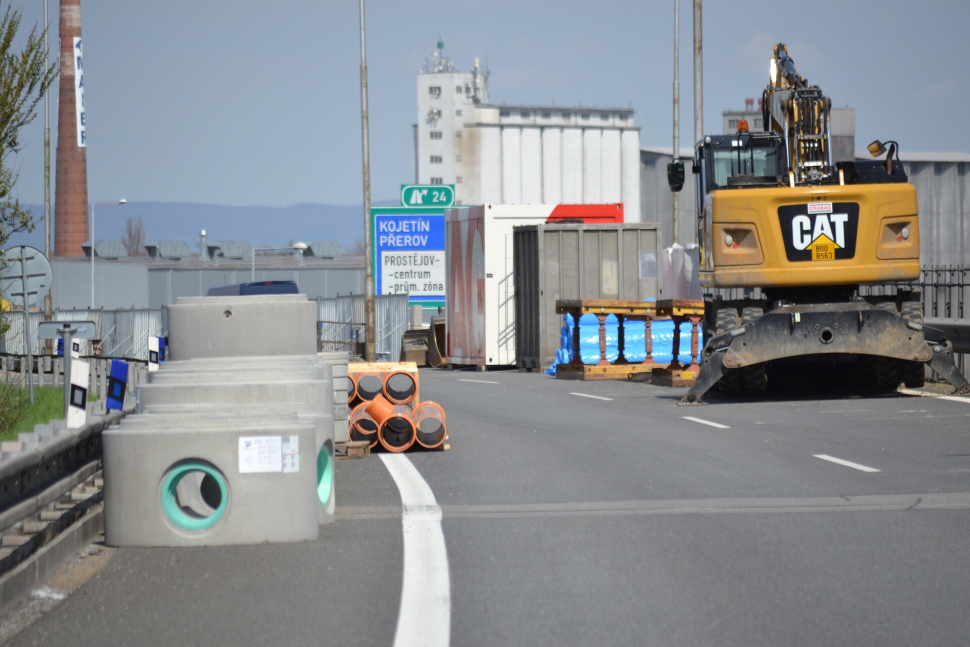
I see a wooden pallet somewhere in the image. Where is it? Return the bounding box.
[555,362,663,381]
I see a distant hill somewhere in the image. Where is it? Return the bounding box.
[4,201,396,255]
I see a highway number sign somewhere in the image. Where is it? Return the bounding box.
[401,185,455,208]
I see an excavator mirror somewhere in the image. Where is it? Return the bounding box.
[667,161,686,193]
[867,140,887,157]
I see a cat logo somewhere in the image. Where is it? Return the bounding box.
[778,202,859,262]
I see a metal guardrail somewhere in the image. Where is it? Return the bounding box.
[0,406,132,576]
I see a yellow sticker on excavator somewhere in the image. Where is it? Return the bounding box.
[810,234,839,261]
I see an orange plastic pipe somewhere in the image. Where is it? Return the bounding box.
[347,374,358,404]
[366,395,415,452]
[354,372,384,402]
[413,401,447,449]
[349,402,379,448]
[383,370,417,404]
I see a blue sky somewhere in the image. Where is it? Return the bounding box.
[8,0,969,208]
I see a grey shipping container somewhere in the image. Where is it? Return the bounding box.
[513,222,662,370]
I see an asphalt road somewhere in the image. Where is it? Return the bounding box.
[9,369,970,646]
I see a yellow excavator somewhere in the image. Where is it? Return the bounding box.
[668,43,969,404]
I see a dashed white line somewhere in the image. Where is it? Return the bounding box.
[379,454,450,647]
[813,454,881,473]
[682,416,730,429]
[459,379,500,384]
[899,388,970,405]
[570,392,614,401]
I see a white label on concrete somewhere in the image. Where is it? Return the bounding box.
[380,250,446,296]
[281,435,299,473]
[238,436,282,473]
[73,37,85,148]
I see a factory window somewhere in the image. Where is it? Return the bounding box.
[542,112,552,119]
[562,112,571,119]
[754,119,763,128]
[619,113,631,120]
[465,86,471,94]
[456,86,462,93]
[430,177,443,185]
[728,119,739,129]
[581,113,590,120]
[430,131,443,140]
[430,156,443,164]
[429,86,441,97]
[456,109,463,116]
[455,130,462,138]
[601,113,610,121]
[521,111,531,118]
[456,176,463,184]
[499,110,510,117]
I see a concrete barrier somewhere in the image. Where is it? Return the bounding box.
[167,295,317,360]
[103,418,319,546]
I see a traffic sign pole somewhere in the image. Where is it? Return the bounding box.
[20,247,33,403]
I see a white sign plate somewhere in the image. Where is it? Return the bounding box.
[238,436,282,473]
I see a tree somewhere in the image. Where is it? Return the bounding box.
[121,215,147,256]
[346,238,366,256]
[0,3,58,336]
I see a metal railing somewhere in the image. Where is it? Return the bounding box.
[0,309,163,361]
[316,294,409,361]
[0,407,131,576]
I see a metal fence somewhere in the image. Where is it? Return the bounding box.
[0,309,164,360]
[316,294,409,361]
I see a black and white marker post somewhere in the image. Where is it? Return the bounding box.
[38,320,97,422]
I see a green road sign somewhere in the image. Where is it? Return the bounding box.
[400,184,455,207]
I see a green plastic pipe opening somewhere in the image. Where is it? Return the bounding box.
[161,463,228,531]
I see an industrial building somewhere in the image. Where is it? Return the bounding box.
[413,43,641,221]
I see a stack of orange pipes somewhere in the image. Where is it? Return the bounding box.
[347,366,447,452]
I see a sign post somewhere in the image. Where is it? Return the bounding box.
[1,246,53,403]
[38,321,97,421]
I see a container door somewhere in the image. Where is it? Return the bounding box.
[496,232,516,364]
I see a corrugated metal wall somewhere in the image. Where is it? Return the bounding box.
[0,309,162,359]
[316,294,409,361]
[903,161,970,268]
[147,267,366,307]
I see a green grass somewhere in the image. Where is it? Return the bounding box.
[0,386,98,443]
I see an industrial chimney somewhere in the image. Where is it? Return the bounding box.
[54,0,88,257]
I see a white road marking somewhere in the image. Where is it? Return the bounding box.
[682,416,730,429]
[899,388,970,405]
[813,454,881,473]
[379,454,450,647]
[569,392,614,401]
[459,379,500,384]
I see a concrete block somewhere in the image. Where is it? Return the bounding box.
[122,408,336,525]
[167,295,316,360]
[103,420,319,547]
[136,380,332,413]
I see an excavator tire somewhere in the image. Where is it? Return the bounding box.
[863,302,901,392]
[715,308,741,395]
[899,301,926,388]
[740,307,768,396]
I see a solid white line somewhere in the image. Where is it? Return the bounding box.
[899,388,970,405]
[682,416,730,429]
[569,392,614,401]
[459,379,500,384]
[379,454,450,647]
[813,454,881,473]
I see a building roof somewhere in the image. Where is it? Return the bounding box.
[484,104,634,114]
[641,146,696,158]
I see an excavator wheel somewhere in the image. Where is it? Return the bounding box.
[740,307,768,396]
[714,308,741,395]
[899,301,926,388]
[862,302,901,392]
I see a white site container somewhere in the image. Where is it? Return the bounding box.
[445,204,624,368]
